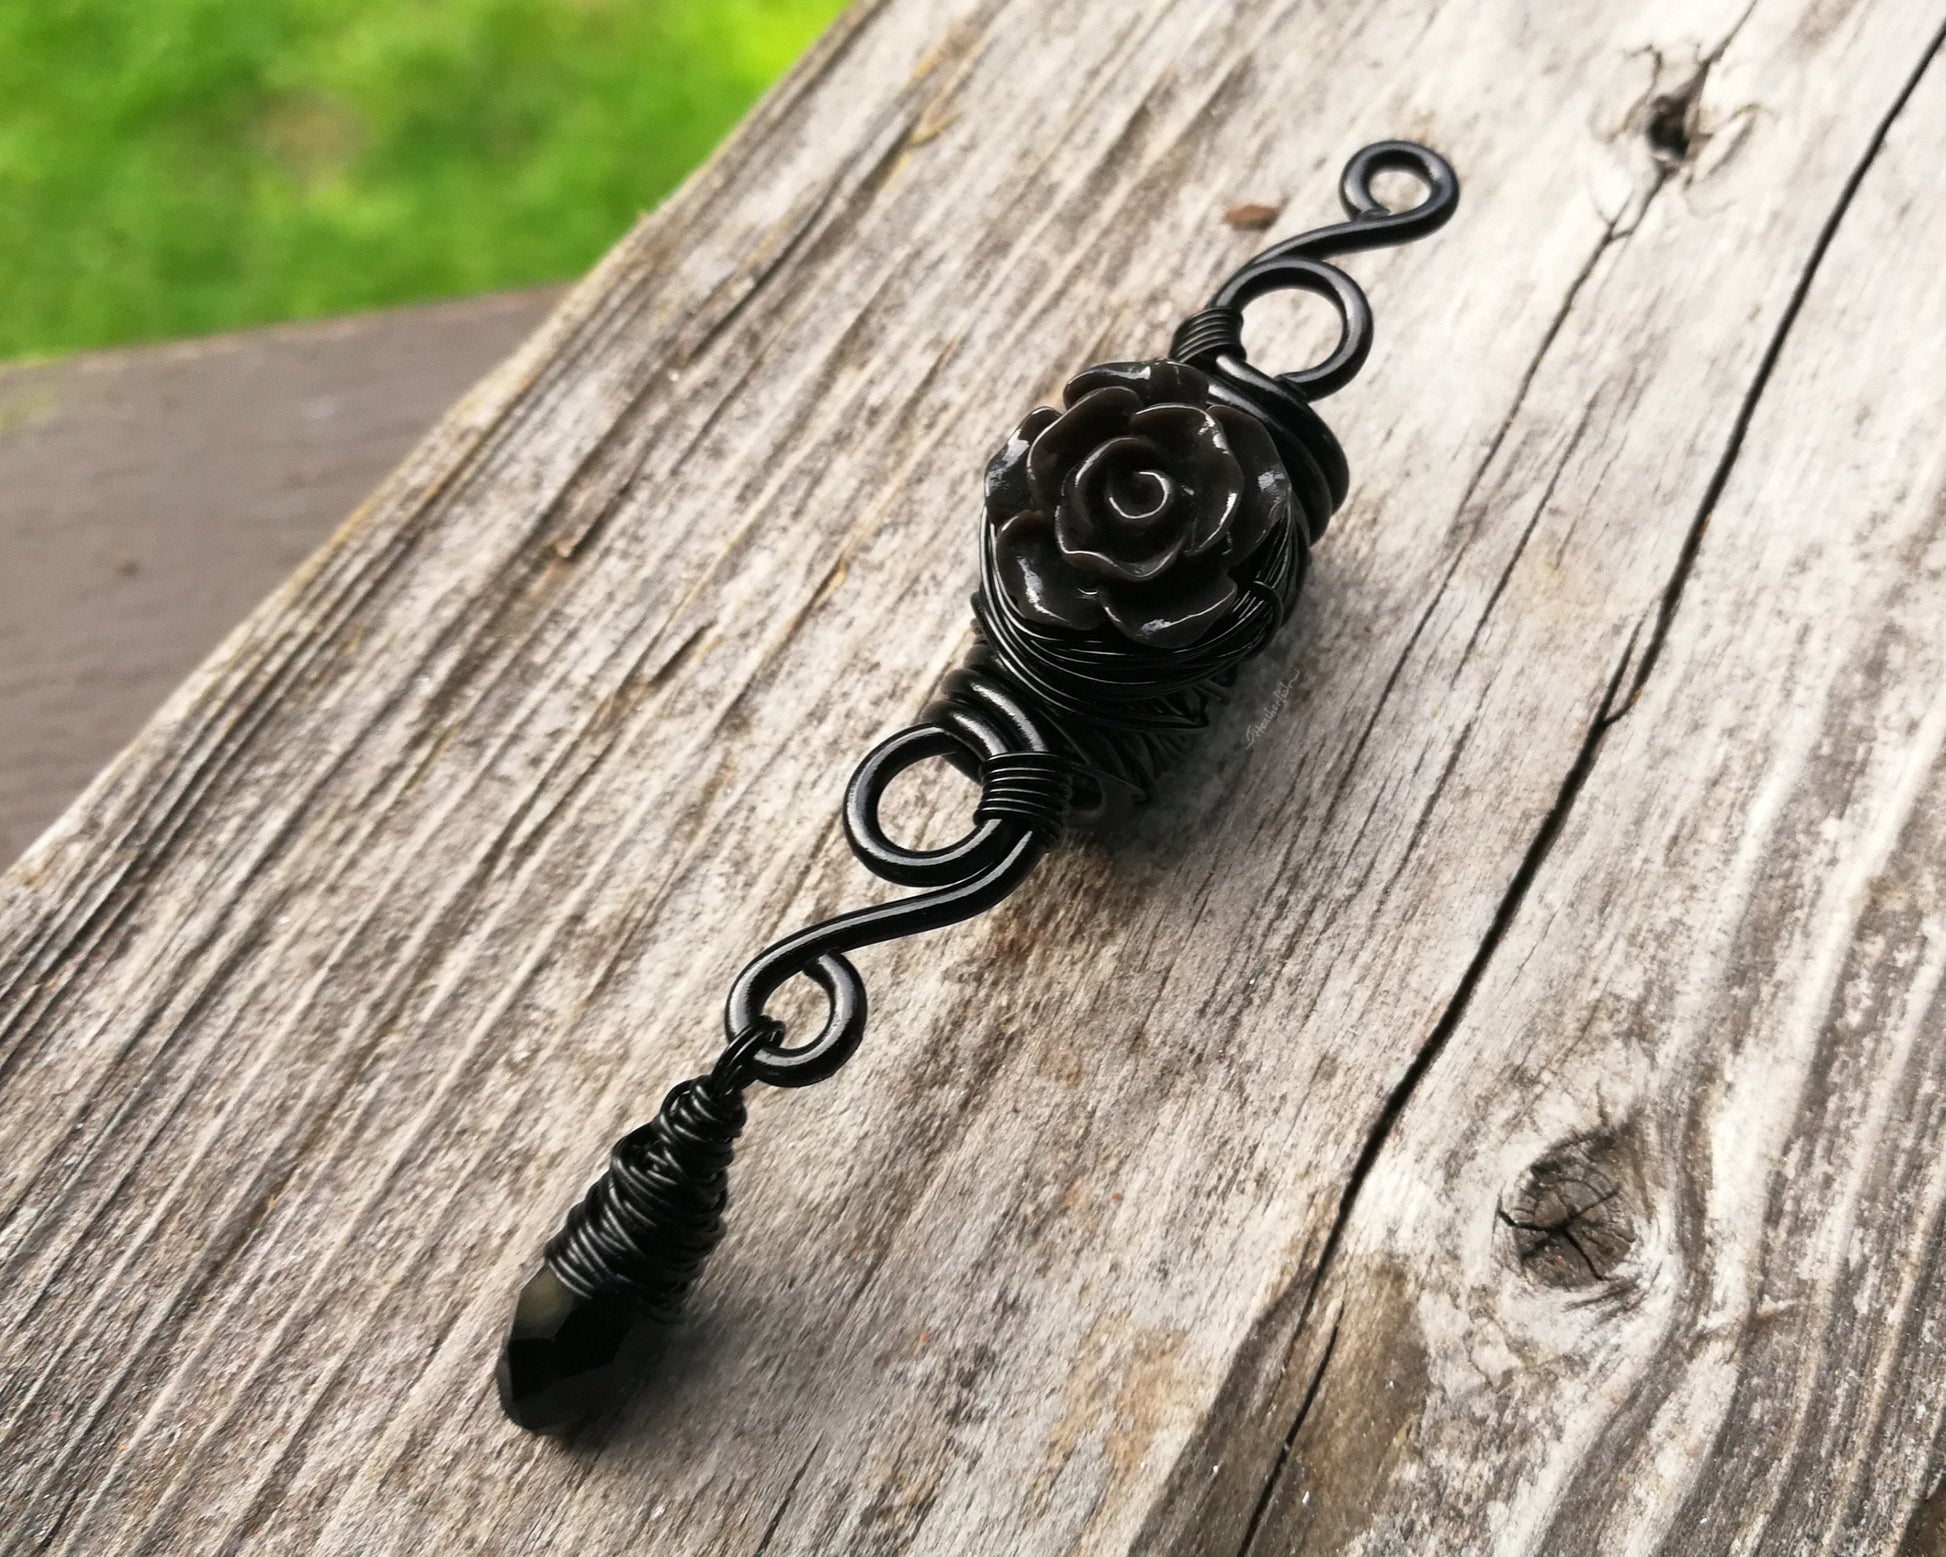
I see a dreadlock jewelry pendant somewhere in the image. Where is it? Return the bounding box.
[496,140,1460,1434]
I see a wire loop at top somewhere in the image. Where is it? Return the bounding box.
[1176,140,1459,404]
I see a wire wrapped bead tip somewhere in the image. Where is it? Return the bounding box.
[496,1038,760,1434]
[496,139,1458,1435]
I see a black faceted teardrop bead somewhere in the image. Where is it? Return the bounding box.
[495,1264,669,1435]
[496,1072,748,1435]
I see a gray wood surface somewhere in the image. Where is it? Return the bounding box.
[3,0,1945,1551]
[0,288,558,866]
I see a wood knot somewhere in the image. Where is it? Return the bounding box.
[1498,1139,1637,1290]
[1643,68,1707,168]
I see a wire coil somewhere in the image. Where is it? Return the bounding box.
[973,751,1073,842]
[544,1046,759,1318]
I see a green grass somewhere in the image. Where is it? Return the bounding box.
[0,0,845,361]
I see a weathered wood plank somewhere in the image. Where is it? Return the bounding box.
[1,0,1942,1551]
[0,289,559,865]
[1249,46,1946,1555]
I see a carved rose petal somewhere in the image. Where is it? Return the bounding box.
[1208,404,1289,562]
[993,510,1107,632]
[1027,387,1140,512]
[985,404,1059,523]
[1064,359,1213,409]
[1128,403,1243,557]
[1056,436,1189,583]
[1099,559,1240,649]
[986,359,1294,649]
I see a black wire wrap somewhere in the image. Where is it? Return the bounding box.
[506,144,1460,1418]
[543,1023,777,1316]
[966,143,1458,814]
[711,142,1458,1079]
[972,751,1073,841]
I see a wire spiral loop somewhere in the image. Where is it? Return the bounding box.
[720,668,1070,1089]
[1172,139,1458,526]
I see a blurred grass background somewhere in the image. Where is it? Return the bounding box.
[0,0,846,362]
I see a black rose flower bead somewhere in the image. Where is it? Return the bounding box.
[985,360,1293,649]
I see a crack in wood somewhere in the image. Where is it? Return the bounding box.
[1229,15,1946,1549]
[1625,18,1946,711]
[1236,1316,1341,1557]
[754,1436,825,1555]
[1243,620,1640,1483]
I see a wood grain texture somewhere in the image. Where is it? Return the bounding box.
[0,288,559,866]
[2,0,1943,1551]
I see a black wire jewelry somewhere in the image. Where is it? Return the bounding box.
[497,140,1460,1434]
